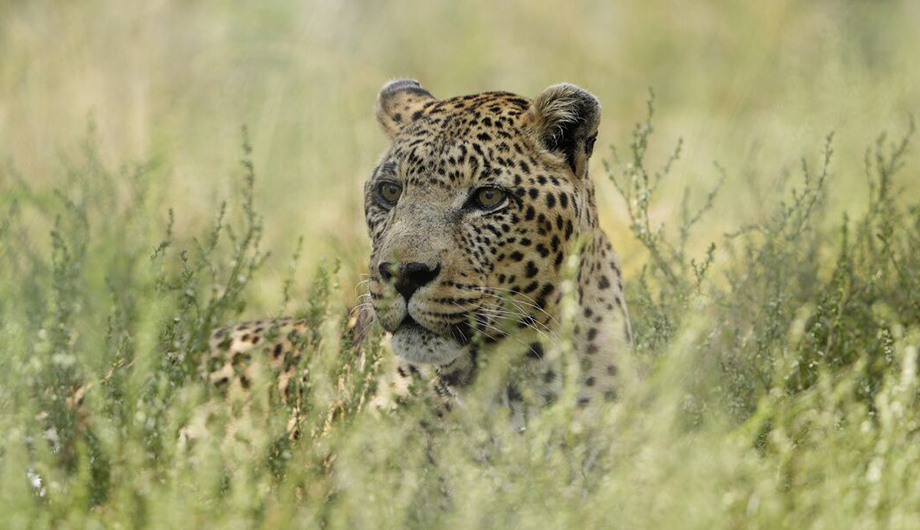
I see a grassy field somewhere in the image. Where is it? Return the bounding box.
[2,1,920,528]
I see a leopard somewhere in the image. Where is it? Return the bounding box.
[208,80,633,421]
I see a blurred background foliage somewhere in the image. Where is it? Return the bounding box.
[2,0,918,308]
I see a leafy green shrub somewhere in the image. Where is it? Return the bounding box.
[1,107,918,529]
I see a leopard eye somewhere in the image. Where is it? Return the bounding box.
[377,181,402,206]
[472,187,507,211]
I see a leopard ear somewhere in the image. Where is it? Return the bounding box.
[527,83,601,178]
[376,79,436,138]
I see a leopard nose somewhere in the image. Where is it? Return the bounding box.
[378,261,441,301]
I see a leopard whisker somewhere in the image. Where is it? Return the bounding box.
[473,293,562,342]
[473,286,563,329]
[449,302,513,344]
[465,307,545,353]
[350,302,374,318]
[459,300,562,350]
[472,305,562,349]
[456,285,563,332]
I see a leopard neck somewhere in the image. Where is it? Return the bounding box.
[432,226,632,408]
[569,227,632,405]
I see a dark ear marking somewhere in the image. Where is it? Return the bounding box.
[376,79,436,138]
[528,83,602,178]
[585,134,597,156]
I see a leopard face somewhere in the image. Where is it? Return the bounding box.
[365,80,601,366]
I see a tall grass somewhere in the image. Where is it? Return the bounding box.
[1,97,918,527]
[3,2,920,527]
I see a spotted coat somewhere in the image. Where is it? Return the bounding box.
[210,80,632,423]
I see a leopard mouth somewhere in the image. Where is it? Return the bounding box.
[390,316,469,365]
[396,315,473,344]
[395,315,426,333]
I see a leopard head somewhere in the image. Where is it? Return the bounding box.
[365,79,602,365]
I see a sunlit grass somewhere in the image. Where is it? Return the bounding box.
[2,101,918,528]
[2,1,920,528]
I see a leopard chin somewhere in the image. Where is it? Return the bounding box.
[390,319,467,366]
